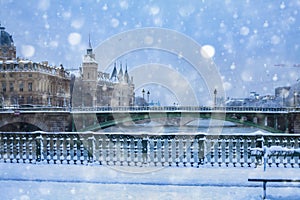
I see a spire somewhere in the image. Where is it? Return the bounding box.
[110,62,118,80]
[124,61,129,83]
[88,33,92,49]
[87,34,93,55]
[118,62,124,81]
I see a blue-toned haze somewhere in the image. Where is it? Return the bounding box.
[1,0,300,103]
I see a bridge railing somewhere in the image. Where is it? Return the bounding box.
[0,105,296,113]
[70,106,292,113]
[0,132,299,167]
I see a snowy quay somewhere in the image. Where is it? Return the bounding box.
[0,131,300,199]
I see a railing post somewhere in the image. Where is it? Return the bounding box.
[256,135,264,167]
[35,133,43,163]
[197,134,205,166]
[142,136,148,165]
[88,134,95,164]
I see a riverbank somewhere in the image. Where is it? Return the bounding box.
[0,163,299,199]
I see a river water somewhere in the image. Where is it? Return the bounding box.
[99,119,268,134]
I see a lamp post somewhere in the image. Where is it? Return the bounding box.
[214,89,217,108]
[147,91,150,104]
[142,89,145,100]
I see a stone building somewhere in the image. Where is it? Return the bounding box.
[72,39,135,107]
[0,25,70,107]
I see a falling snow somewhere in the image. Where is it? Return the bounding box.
[0,0,299,100]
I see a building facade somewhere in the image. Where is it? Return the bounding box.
[72,40,135,107]
[0,25,70,107]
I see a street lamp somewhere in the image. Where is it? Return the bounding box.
[147,91,150,104]
[142,89,145,100]
[214,89,217,107]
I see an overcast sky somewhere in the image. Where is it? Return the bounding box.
[1,0,300,105]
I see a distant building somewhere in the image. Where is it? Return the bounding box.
[0,25,16,60]
[72,39,135,107]
[0,24,70,107]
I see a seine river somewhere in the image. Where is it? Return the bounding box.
[100,119,268,134]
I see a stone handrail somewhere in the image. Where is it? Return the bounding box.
[70,106,292,113]
[0,132,299,167]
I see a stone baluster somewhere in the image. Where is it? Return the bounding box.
[79,137,85,164]
[178,138,184,167]
[111,137,117,165]
[119,137,124,166]
[3,135,8,163]
[157,138,162,166]
[160,138,165,166]
[236,138,242,167]
[295,137,300,168]
[171,139,176,167]
[290,138,295,167]
[255,136,264,167]
[28,135,33,163]
[148,138,153,166]
[104,137,110,165]
[246,137,253,167]
[9,135,15,163]
[57,138,65,164]
[73,137,78,164]
[266,138,273,167]
[162,138,168,166]
[232,139,237,167]
[189,139,195,167]
[240,138,244,167]
[35,134,43,163]
[136,138,142,166]
[22,135,27,163]
[66,137,71,164]
[45,136,51,164]
[88,135,95,164]
[127,138,133,166]
[275,138,281,167]
[53,137,58,164]
[198,136,205,166]
[225,139,230,167]
[153,139,158,166]
[183,137,189,167]
[217,139,223,167]
[168,139,172,166]
[282,138,288,167]
[209,140,215,166]
[132,138,137,166]
[15,136,20,163]
[205,138,211,165]
[96,136,103,165]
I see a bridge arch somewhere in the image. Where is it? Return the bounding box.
[0,122,42,132]
[0,114,49,132]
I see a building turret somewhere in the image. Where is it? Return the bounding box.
[0,24,16,60]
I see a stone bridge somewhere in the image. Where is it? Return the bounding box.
[0,109,71,132]
[0,106,300,133]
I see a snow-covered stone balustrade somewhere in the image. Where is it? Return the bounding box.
[0,132,299,167]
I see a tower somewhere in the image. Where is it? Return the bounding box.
[81,35,98,106]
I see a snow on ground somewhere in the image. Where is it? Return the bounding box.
[1,163,300,200]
